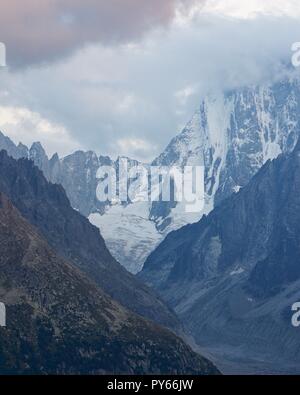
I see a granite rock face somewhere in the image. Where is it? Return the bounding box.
[139,140,300,374]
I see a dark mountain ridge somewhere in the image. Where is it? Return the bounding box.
[139,139,300,374]
[0,192,218,374]
[0,150,180,331]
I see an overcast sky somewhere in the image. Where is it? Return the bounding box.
[0,0,300,160]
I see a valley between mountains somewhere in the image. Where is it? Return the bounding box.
[1,76,300,374]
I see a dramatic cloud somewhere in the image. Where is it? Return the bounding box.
[201,0,300,19]
[0,0,199,67]
[0,106,81,156]
[0,1,300,160]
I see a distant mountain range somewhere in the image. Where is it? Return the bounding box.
[1,77,300,274]
[139,138,300,374]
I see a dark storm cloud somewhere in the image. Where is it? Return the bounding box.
[0,0,198,67]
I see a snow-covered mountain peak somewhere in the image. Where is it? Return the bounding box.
[1,77,300,273]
